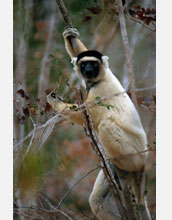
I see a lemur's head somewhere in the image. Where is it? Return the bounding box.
[72,50,109,82]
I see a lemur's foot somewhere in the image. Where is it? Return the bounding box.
[63,27,80,38]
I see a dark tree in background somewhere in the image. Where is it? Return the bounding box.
[13,0,156,219]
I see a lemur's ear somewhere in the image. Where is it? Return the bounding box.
[102,56,109,69]
[71,57,77,65]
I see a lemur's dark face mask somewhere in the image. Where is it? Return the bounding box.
[79,61,100,79]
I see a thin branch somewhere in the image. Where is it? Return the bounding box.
[125,15,156,32]
[15,206,74,220]
[139,104,156,112]
[56,209,74,220]
[135,84,156,92]
[39,194,56,210]
[21,116,37,161]
[14,113,62,150]
[14,210,45,220]
[56,0,73,28]
[109,147,156,162]
[117,0,138,109]
[56,166,99,209]
[14,129,34,150]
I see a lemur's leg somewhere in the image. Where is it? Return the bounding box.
[63,28,88,58]
[47,91,84,126]
[89,170,121,220]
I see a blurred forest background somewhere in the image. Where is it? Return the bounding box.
[13,0,156,219]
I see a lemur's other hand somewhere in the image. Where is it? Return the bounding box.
[63,27,80,38]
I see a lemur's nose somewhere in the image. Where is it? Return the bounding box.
[51,92,56,99]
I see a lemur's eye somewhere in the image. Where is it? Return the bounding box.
[81,63,85,68]
[51,92,56,99]
[94,62,98,67]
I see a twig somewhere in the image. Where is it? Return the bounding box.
[39,194,56,210]
[14,209,45,220]
[56,166,99,209]
[117,0,138,109]
[56,209,74,220]
[56,0,73,28]
[110,147,156,162]
[15,206,74,220]
[14,113,62,150]
[139,104,156,112]
[75,89,129,220]
[135,84,156,92]
[14,129,34,150]
[125,15,156,32]
[40,194,75,220]
[21,116,37,161]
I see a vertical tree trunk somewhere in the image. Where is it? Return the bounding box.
[117,1,152,219]
[14,35,27,145]
[117,0,138,109]
[14,1,33,219]
[14,0,33,146]
[38,12,59,106]
[121,23,142,88]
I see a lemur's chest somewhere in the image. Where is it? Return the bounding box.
[86,80,100,93]
[85,79,131,130]
[85,81,116,129]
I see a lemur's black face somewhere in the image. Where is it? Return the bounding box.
[79,61,100,79]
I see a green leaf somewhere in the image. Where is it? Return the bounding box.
[70,105,78,110]
[95,96,101,100]
[144,190,148,195]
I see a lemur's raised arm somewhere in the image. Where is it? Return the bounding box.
[63,28,87,58]
[47,28,88,126]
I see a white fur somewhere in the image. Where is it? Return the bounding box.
[102,55,109,69]
[71,57,77,65]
